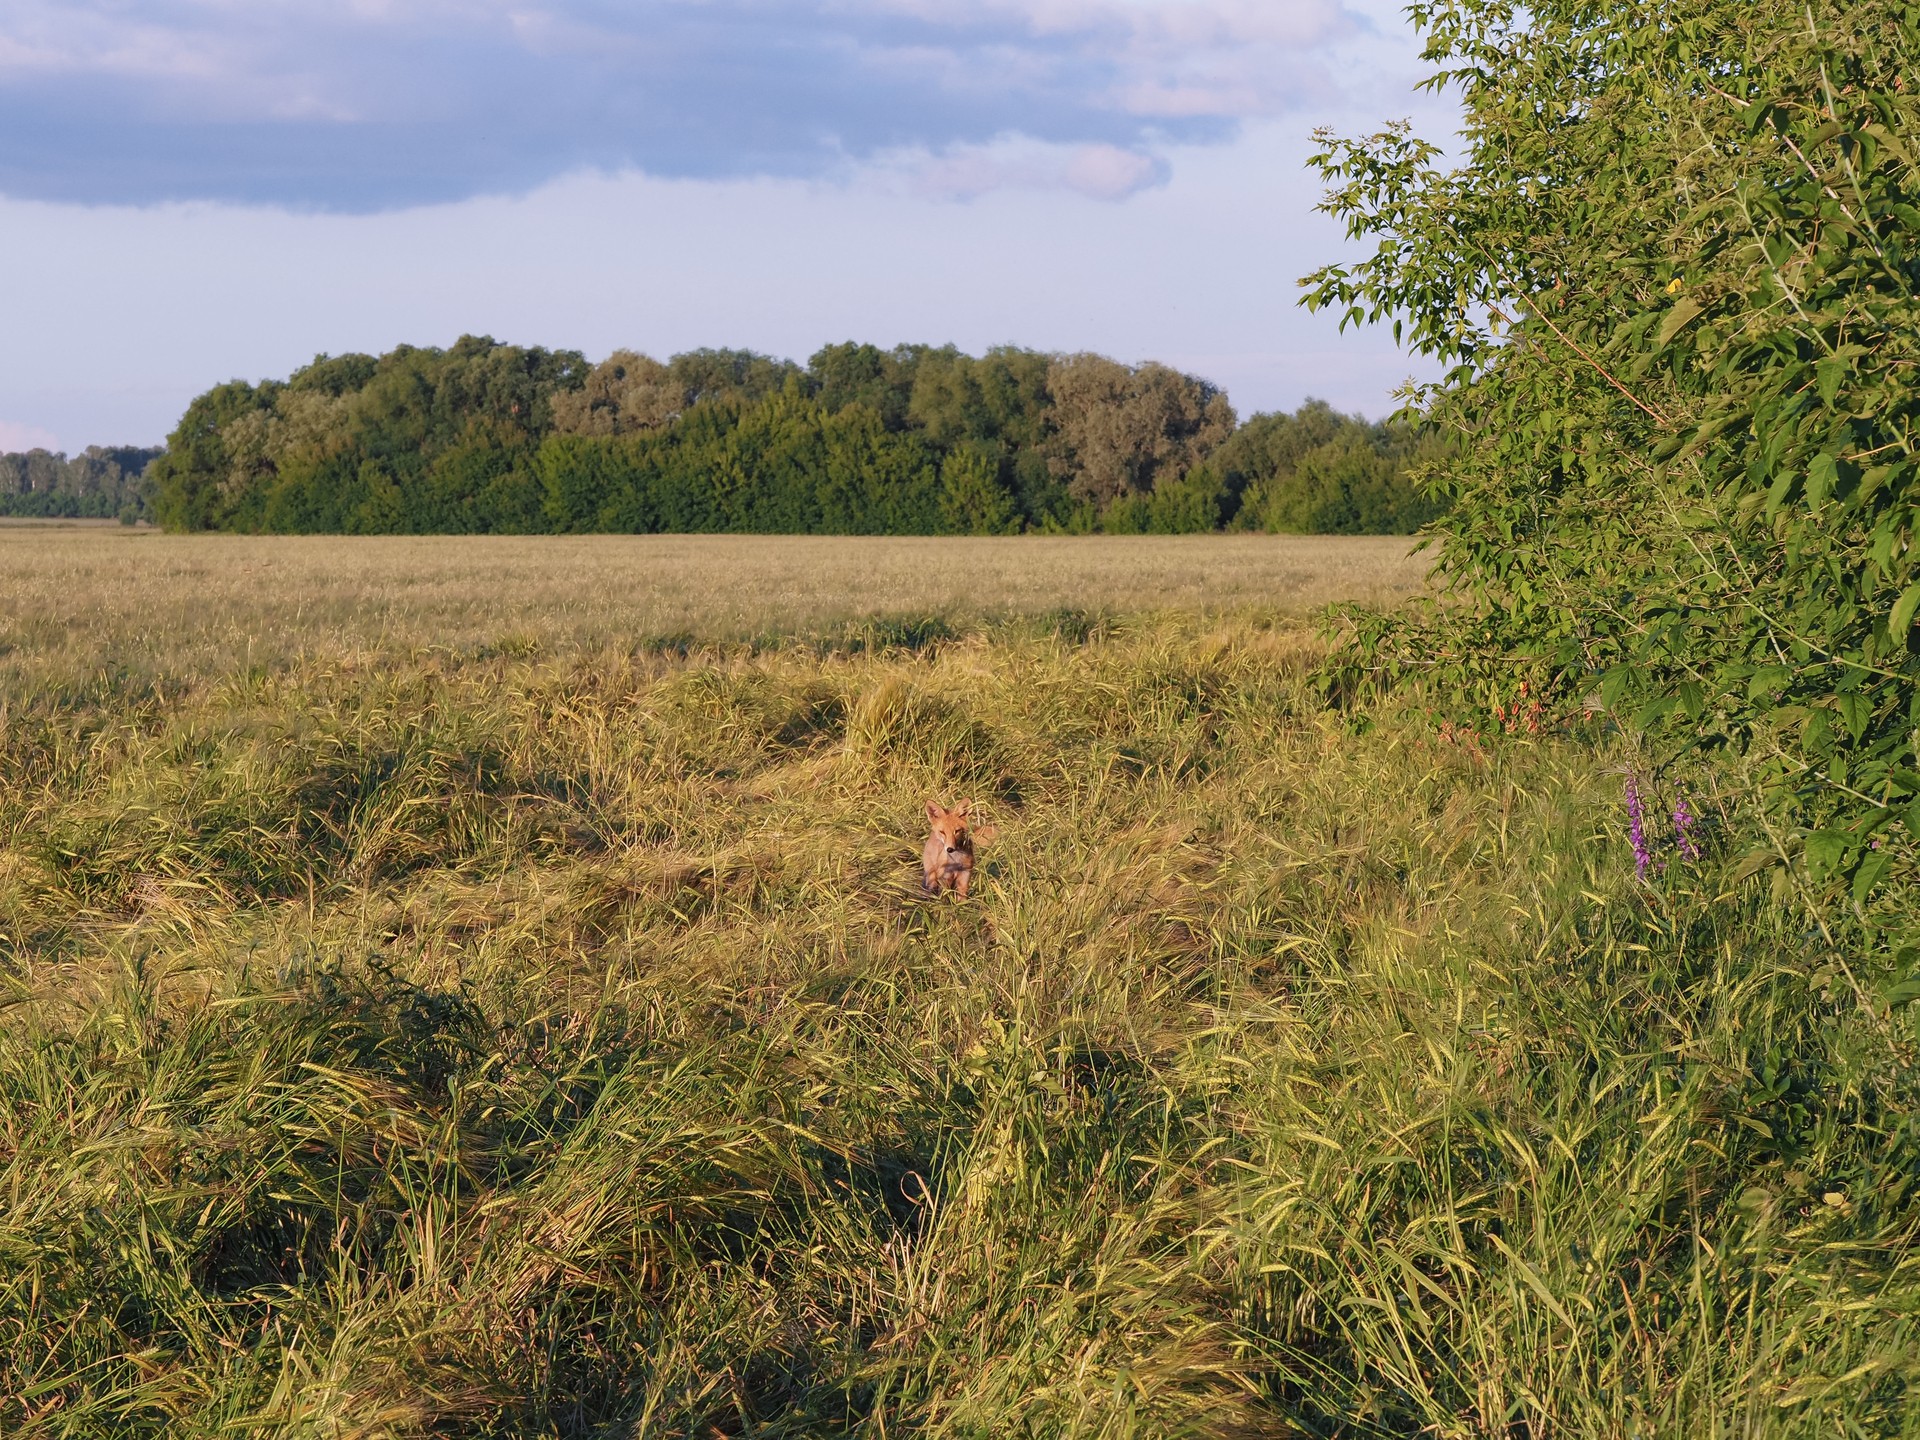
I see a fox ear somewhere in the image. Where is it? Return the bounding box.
[954,799,972,818]
[925,799,944,821]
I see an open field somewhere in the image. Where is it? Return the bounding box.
[0,526,125,537]
[0,531,1427,692]
[1,537,1914,1437]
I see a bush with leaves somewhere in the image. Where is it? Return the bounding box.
[1307,1,1920,931]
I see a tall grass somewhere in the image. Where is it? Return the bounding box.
[1,599,1914,1436]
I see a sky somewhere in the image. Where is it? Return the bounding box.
[0,0,1456,453]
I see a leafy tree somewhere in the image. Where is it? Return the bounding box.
[666,348,801,409]
[288,352,379,397]
[1043,355,1236,506]
[910,347,1065,526]
[1215,400,1358,525]
[149,381,280,530]
[0,450,65,502]
[1220,400,1441,534]
[938,448,1022,535]
[817,403,943,534]
[1267,434,1394,534]
[1146,462,1230,534]
[549,351,683,435]
[808,342,930,430]
[1305,0,1920,902]
[1236,426,1444,535]
[150,338,582,532]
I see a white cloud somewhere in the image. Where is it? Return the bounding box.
[0,419,62,452]
[1060,141,1163,199]
[0,9,219,81]
[859,135,1165,200]
[857,0,1351,48]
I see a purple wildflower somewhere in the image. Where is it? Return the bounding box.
[1673,796,1702,862]
[1626,776,1653,878]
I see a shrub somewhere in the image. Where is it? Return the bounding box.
[1306,0,1920,915]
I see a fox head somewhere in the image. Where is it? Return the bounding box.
[925,799,974,858]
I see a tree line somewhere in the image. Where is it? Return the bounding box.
[0,446,163,521]
[145,338,1441,535]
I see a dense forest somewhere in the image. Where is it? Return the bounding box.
[145,338,1440,535]
[0,446,162,520]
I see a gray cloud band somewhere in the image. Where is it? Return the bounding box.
[0,0,1354,209]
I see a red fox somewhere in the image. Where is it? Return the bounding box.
[922,799,993,897]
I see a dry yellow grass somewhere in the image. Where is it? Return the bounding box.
[0,529,1428,690]
[2,525,1913,1438]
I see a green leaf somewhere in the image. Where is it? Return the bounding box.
[1852,848,1892,906]
[1804,829,1849,876]
[1891,579,1920,643]
[1727,848,1779,885]
[1765,468,1797,517]
[1599,665,1634,710]
[1806,454,1838,509]
[1836,692,1871,742]
[1655,295,1704,347]
[1887,940,1920,1003]
[1632,695,1676,730]
[1802,707,1832,757]
[1885,975,1920,1008]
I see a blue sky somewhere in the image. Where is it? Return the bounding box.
[0,0,1454,451]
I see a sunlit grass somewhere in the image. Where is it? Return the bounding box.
[0,530,1427,696]
[0,537,1913,1437]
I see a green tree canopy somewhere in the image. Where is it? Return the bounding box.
[1042,354,1237,506]
[146,338,1437,537]
[1305,0,1920,900]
